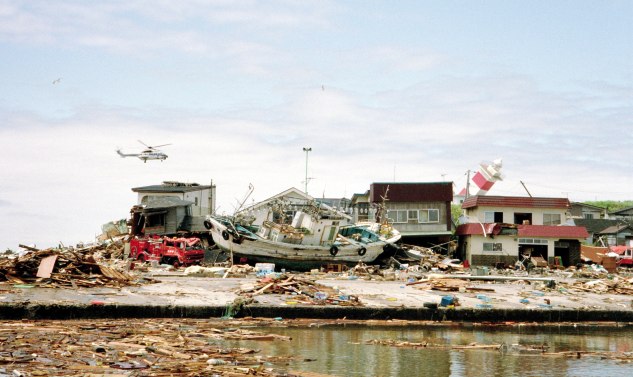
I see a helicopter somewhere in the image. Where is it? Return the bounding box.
[116,140,171,163]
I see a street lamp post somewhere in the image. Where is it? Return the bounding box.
[303,147,311,195]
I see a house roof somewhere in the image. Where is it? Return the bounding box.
[571,202,606,211]
[462,195,570,210]
[573,219,621,234]
[610,206,633,215]
[369,182,453,203]
[133,181,213,193]
[597,224,633,235]
[351,191,370,205]
[242,187,314,211]
[455,223,588,238]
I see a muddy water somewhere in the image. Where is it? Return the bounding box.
[225,325,633,377]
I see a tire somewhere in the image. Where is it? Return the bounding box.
[358,247,367,256]
[221,230,230,240]
[204,220,213,230]
[329,246,338,256]
[137,253,146,262]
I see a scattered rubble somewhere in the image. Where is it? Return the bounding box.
[0,243,137,288]
[364,338,633,361]
[236,274,362,307]
[0,318,326,377]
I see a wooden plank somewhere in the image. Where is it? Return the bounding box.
[36,255,58,278]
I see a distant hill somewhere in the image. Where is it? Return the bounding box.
[583,201,633,213]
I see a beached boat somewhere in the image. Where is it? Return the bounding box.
[204,210,399,271]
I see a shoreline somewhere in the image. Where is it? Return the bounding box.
[2,272,633,323]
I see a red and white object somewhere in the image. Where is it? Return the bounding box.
[472,159,504,195]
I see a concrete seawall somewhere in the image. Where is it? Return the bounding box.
[2,302,633,323]
[2,274,632,323]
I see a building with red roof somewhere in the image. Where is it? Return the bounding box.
[351,182,454,249]
[456,195,588,268]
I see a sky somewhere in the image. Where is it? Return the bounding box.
[1,0,632,251]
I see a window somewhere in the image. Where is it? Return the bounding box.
[584,213,594,219]
[419,209,439,223]
[514,213,532,225]
[387,209,439,223]
[518,238,548,244]
[407,210,418,223]
[146,214,165,227]
[387,210,407,223]
[543,213,562,225]
[483,242,503,252]
[484,211,503,223]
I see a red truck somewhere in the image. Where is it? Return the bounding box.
[129,236,205,267]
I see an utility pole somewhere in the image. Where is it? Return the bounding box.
[465,170,471,199]
[520,180,532,197]
[303,147,312,195]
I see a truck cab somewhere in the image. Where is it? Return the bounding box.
[129,236,205,267]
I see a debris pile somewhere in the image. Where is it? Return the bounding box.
[237,274,362,306]
[0,318,322,377]
[408,277,495,293]
[564,277,633,294]
[0,245,136,288]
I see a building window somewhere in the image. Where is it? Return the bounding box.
[584,213,594,219]
[483,242,503,252]
[543,213,562,225]
[484,211,503,223]
[518,238,548,245]
[146,214,165,227]
[387,210,408,223]
[419,209,439,223]
[408,210,418,223]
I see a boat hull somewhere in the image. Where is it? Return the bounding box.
[207,218,388,271]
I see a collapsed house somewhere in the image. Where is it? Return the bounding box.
[129,181,216,237]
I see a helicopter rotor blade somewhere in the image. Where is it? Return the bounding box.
[137,140,150,148]
[150,143,171,148]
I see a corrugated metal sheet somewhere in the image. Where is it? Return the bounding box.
[462,195,570,209]
[370,182,453,203]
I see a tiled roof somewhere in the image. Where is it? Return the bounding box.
[517,225,588,238]
[573,219,620,234]
[456,223,588,238]
[462,195,570,209]
[370,182,453,203]
[598,224,633,235]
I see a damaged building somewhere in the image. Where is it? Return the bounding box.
[455,195,589,268]
[129,181,216,238]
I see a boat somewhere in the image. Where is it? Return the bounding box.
[204,209,400,271]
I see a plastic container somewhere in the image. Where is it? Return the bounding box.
[314,292,328,300]
[440,295,454,307]
[255,263,275,276]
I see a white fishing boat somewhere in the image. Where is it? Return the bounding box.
[204,210,399,271]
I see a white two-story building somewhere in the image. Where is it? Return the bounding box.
[455,195,588,268]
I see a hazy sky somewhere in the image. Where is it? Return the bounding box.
[1,1,631,251]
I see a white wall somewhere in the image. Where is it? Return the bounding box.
[465,206,568,225]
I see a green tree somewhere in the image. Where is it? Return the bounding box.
[584,201,633,213]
